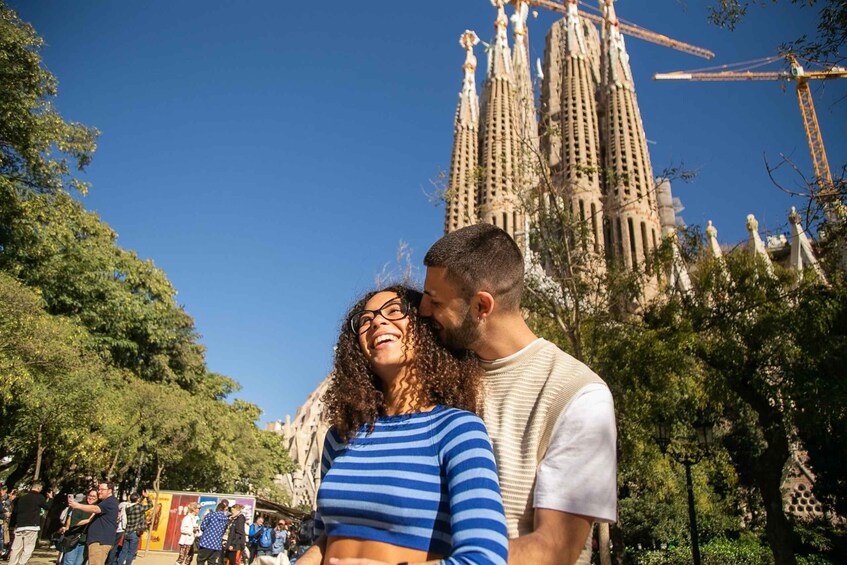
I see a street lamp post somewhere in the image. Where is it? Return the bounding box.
[655,419,713,565]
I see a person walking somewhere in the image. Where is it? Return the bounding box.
[176,502,201,565]
[67,482,118,565]
[7,482,53,565]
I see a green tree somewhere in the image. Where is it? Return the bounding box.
[0,3,297,502]
[0,2,98,196]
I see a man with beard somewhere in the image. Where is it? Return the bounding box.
[420,223,617,565]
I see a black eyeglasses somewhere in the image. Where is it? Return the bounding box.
[349,298,410,334]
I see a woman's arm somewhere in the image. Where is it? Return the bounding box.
[438,413,509,565]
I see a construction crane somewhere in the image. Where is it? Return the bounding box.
[517,0,715,60]
[654,54,847,194]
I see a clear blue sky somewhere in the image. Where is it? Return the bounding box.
[9,1,845,425]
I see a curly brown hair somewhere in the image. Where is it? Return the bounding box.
[323,285,482,441]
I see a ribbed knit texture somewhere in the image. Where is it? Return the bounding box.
[314,405,508,565]
[480,339,605,538]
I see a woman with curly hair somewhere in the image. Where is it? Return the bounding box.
[297,285,508,565]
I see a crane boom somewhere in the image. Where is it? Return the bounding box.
[654,57,847,190]
[523,0,715,59]
[654,71,787,81]
[796,79,834,189]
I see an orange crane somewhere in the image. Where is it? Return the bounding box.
[654,55,847,194]
[517,0,715,60]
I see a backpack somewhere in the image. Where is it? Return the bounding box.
[258,526,273,548]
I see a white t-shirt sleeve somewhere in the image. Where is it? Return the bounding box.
[534,383,617,523]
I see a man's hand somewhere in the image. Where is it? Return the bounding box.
[67,495,79,510]
[141,489,149,498]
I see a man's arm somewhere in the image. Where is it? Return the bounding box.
[67,498,102,515]
[508,509,592,565]
[290,533,325,565]
[517,384,617,565]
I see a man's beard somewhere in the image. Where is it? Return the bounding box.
[441,307,482,352]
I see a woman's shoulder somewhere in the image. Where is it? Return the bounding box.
[430,406,488,435]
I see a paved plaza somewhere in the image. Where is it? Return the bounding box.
[23,541,179,565]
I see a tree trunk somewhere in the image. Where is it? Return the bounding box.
[727,367,797,565]
[756,421,797,565]
[33,424,44,481]
[610,524,626,565]
[143,458,165,558]
[598,522,612,565]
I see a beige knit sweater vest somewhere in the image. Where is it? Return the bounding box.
[480,339,606,538]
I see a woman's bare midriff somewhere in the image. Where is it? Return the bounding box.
[324,536,441,564]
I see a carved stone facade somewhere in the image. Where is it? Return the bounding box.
[265,376,330,510]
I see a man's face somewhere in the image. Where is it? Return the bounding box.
[97,484,112,500]
[421,266,482,352]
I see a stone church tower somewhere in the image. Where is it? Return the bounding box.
[598,1,663,271]
[540,1,605,257]
[443,0,666,274]
[444,31,481,234]
[477,0,525,243]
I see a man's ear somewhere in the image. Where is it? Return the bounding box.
[474,291,495,320]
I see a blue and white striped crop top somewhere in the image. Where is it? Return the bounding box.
[314,405,508,565]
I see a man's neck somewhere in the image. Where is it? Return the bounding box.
[473,314,537,361]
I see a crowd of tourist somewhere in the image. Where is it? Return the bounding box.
[0,482,303,565]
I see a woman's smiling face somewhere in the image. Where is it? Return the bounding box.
[355,291,414,379]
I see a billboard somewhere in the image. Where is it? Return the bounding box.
[140,491,256,552]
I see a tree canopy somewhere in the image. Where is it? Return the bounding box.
[0,1,295,502]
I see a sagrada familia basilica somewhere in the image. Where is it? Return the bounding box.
[267,0,828,520]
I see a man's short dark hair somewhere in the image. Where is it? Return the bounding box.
[129,493,140,503]
[31,481,44,490]
[424,224,525,311]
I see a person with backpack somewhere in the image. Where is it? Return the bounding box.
[254,520,274,561]
[246,517,263,564]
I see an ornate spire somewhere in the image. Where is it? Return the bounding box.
[600,0,661,272]
[705,220,723,259]
[478,0,523,241]
[458,30,480,127]
[488,0,513,79]
[746,214,775,274]
[536,3,606,263]
[788,207,827,282]
[444,31,481,234]
[564,0,588,56]
[601,0,632,86]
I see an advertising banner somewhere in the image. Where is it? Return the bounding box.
[140,491,256,552]
[142,492,173,551]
